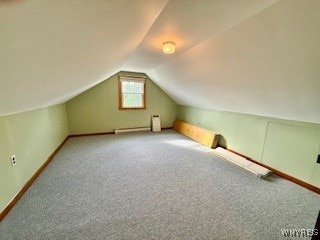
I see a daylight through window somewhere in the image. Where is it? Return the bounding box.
[119,75,146,109]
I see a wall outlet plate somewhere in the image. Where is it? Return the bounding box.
[11,155,17,167]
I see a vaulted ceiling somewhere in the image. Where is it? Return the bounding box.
[1,0,319,123]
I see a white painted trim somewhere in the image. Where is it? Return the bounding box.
[212,147,272,178]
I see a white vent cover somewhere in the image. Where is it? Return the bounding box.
[152,115,161,132]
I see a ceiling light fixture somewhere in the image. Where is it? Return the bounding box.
[162,41,175,54]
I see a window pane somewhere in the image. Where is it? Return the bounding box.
[122,93,143,108]
[118,75,146,110]
[122,82,143,94]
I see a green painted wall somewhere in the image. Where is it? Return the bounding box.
[66,73,178,134]
[178,105,320,188]
[1,80,318,215]
[0,104,69,212]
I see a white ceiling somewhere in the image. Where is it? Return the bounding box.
[1,0,320,124]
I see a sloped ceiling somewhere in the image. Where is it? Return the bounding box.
[0,0,169,115]
[1,0,320,124]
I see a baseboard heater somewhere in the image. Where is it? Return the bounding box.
[213,147,272,178]
[114,127,151,134]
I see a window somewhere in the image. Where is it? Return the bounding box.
[118,75,146,109]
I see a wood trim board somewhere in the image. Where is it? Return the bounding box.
[173,119,220,148]
[0,137,69,222]
[226,148,320,195]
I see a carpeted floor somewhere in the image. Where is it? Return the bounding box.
[0,130,319,239]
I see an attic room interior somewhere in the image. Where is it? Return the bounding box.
[0,0,320,239]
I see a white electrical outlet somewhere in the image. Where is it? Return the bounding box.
[57,125,61,132]
[10,155,17,167]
